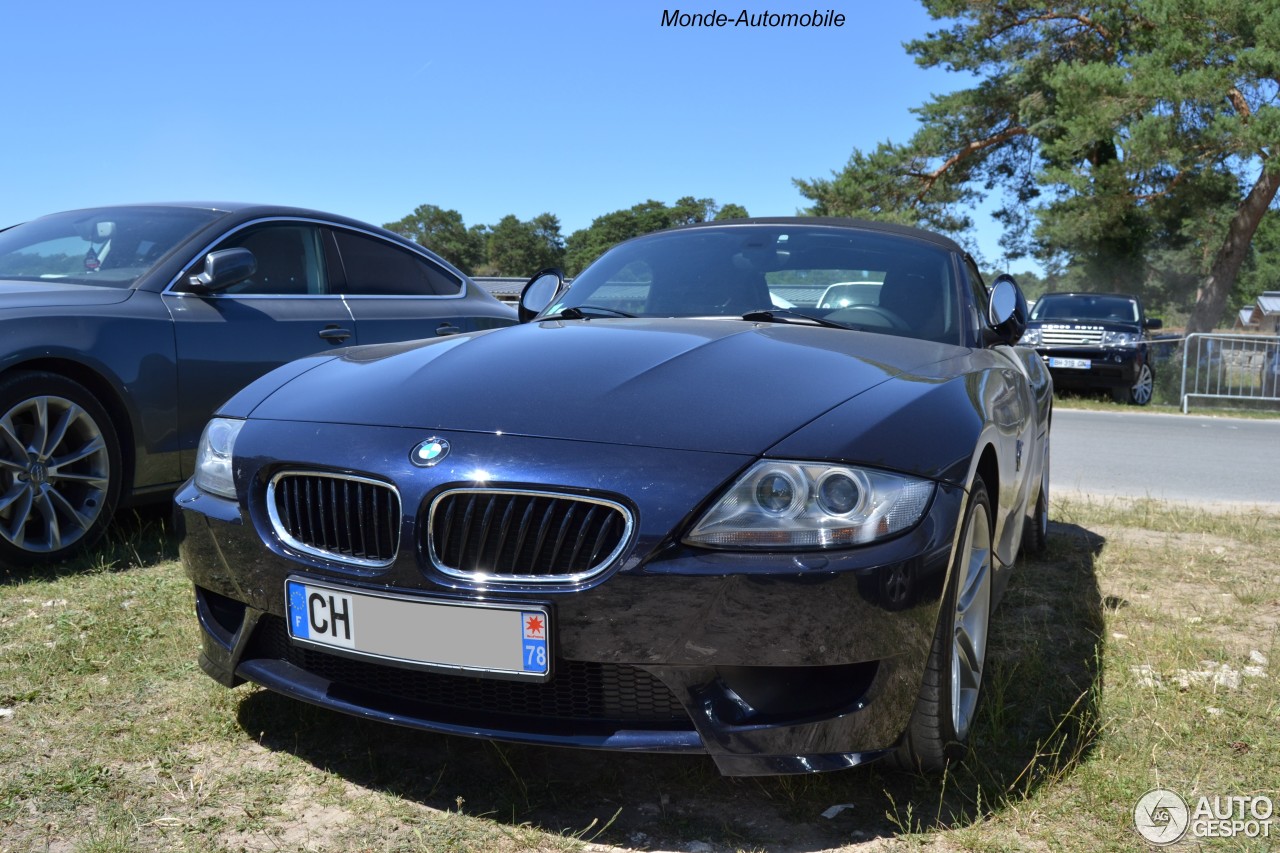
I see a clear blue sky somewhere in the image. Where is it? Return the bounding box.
[0,1,1024,271]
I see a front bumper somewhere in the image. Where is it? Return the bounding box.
[177,423,966,776]
[1036,346,1144,390]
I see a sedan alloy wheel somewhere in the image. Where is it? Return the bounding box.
[0,373,119,564]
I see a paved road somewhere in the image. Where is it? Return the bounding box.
[1050,408,1280,506]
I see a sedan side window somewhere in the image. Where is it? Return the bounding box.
[179,224,328,296]
[223,225,326,295]
[963,258,990,336]
[332,230,462,296]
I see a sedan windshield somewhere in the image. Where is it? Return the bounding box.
[549,224,961,344]
[0,206,219,288]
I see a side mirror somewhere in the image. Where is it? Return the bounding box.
[187,248,256,293]
[1145,317,1163,331]
[518,268,565,323]
[987,274,1028,345]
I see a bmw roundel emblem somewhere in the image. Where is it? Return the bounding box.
[410,437,450,467]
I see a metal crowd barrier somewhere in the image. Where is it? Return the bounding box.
[1180,333,1280,412]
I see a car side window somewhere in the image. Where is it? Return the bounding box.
[201,224,328,295]
[962,258,990,334]
[332,229,462,296]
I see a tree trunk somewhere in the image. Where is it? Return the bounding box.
[1186,167,1280,335]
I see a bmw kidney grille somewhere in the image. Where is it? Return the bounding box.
[268,471,401,568]
[427,489,632,582]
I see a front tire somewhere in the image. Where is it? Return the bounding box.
[894,478,993,771]
[1113,361,1154,406]
[1022,438,1049,556]
[0,372,121,566]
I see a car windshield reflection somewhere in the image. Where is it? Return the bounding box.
[1031,293,1140,323]
[549,225,962,344]
[0,206,219,288]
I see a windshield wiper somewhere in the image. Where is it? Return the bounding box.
[546,305,637,320]
[741,308,851,330]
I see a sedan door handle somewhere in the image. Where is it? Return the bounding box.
[435,322,461,337]
[318,326,352,344]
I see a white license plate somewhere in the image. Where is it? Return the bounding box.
[1049,357,1092,369]
[285,579,549,680]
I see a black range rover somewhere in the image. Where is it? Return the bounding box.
[1020,292,1163,405]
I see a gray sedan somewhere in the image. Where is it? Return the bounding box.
[0,203,515,565]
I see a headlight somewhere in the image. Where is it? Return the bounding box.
[1101,330,1140,346]
[684,460,935,550]
[194,418,245,499]
[1019,328,1042,346]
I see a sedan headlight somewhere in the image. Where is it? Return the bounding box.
[194,418,245,499]
[1101,330,1140,346]
[684,460,935,550]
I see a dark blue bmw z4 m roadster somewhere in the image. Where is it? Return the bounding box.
[177,217,1053,776]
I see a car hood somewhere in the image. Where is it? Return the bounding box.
[244,318,958,455]
[0,279,134,309]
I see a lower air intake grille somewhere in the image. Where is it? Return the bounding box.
[248,615,691,729]
[268,472,400,568]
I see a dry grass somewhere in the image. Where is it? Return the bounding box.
[0,498,1276,852]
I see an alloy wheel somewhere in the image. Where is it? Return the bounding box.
[0,394,111,555]
[950,498,992,740]
[1131,363,1154,405]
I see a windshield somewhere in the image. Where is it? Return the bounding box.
[550,225,961,344]
[1031,294,1139,324]
[0,206,220,288]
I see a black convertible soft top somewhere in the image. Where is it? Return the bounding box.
[664,215,967,253]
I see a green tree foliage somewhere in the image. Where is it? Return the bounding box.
[383,204,485,275]
[668,196,720,226]
[530,213,566,264]
[484,213,565,277]
[387,199,747,279]
[794,141,978,234]
[563,200,666,276]
[563,198,748,274]
[714,203,751,220]
[796,0,1280,332]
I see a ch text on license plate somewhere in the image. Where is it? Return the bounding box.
[285,579,549,680]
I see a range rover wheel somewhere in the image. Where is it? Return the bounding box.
[1113,362,1154,406]
[0,372,121,566]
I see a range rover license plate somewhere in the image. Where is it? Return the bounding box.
[1049,357,1092,369]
